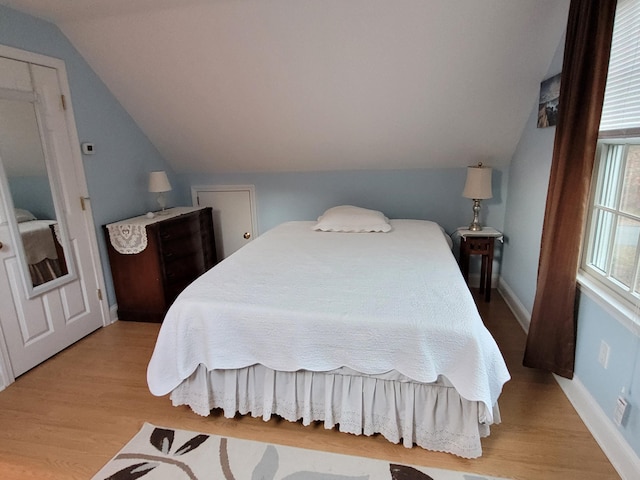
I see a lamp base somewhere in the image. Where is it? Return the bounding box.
[468,199,483,231]
[155,192,170,214]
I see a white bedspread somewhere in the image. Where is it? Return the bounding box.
[18,220,58,264]
[147,220,510,421]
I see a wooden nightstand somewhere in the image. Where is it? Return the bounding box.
[458,227,502,302]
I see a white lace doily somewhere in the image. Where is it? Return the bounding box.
[106,207,203,254]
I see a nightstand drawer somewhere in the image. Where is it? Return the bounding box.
[463,237,493,254]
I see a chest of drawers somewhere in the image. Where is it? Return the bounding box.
[104,207,217,322]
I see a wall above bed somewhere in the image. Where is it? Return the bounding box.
[179,166,506,236]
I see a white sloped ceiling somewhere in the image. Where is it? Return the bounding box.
[1,0,570,173]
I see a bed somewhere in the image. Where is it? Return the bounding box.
[147,206,510,458]
[16,208,67,286]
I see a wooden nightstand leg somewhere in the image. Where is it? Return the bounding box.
[485,238,494,302]
[460,240,470,282]
[484,260,491,302]
[479,254,487,296]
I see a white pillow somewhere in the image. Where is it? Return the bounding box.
[15,208,36,223]
[313,205,391,233]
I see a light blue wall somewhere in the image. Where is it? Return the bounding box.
[575,293,640,454]
[178,166,507,237]
[8,175,55,220]
[0,5,179,304]
[502,33,640,458]
[501,34,563,313]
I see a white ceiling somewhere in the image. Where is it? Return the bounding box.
[1,0,570,173]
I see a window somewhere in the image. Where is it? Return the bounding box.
[581,0,640,316]
[583,141,640,305]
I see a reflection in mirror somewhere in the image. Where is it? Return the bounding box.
[0,97,69,287]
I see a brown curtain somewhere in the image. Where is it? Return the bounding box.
[523,0,617,378]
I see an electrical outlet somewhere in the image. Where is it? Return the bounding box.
[614,396,628,426]
[598,340,610,369]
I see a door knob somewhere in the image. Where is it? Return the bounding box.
[243,232,251,240]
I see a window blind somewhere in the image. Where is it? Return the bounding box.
[600,0,640,137]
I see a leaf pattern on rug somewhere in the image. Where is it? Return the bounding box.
[175,434,209,456]
[104,461,158,480]
[390,464,435,480]
[105,427,209,479]
[221,436,373,480]
[253,444,279,480]
[150,428,174,454]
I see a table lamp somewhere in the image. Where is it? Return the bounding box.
[148,171,172,214]
[462,162,492,231]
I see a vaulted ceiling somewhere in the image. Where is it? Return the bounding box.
[1,0,570,173]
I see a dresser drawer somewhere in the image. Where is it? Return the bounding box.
[159,233,203,261]
[157,215,200,242]
[164,278,194,304]
[198,212,217,269]
[162,252,204,284]
[162,253,204,304]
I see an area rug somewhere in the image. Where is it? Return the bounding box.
[92,423,509,480]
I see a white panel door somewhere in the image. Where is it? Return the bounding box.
[195,187,256,260]
[0,56,105,380]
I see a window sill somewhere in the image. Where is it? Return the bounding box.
[577,271,640,336]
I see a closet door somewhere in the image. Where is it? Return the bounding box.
[0,52,106,381]
[194,186,257,260]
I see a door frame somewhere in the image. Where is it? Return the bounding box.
[0,45,110,390]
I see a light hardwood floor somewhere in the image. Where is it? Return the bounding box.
[0,290,620,479]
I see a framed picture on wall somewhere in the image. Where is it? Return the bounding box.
[537,73,561,128]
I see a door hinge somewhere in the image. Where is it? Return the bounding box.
[61,94,67,111]
[80,196,89,211]
[97,289,103,301]
[196,195,200,206]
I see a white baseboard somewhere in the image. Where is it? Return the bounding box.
[109,303,118,323]
[497,277,639,479]
[554,375,640,480]
[497,278,530,333]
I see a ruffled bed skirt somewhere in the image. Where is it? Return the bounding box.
[170,364,500,458]
[29,258,62,286]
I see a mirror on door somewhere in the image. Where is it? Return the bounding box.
[0,96,70,289]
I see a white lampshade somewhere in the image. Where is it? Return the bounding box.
[148,171,172,193]
[462,164,493,200]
